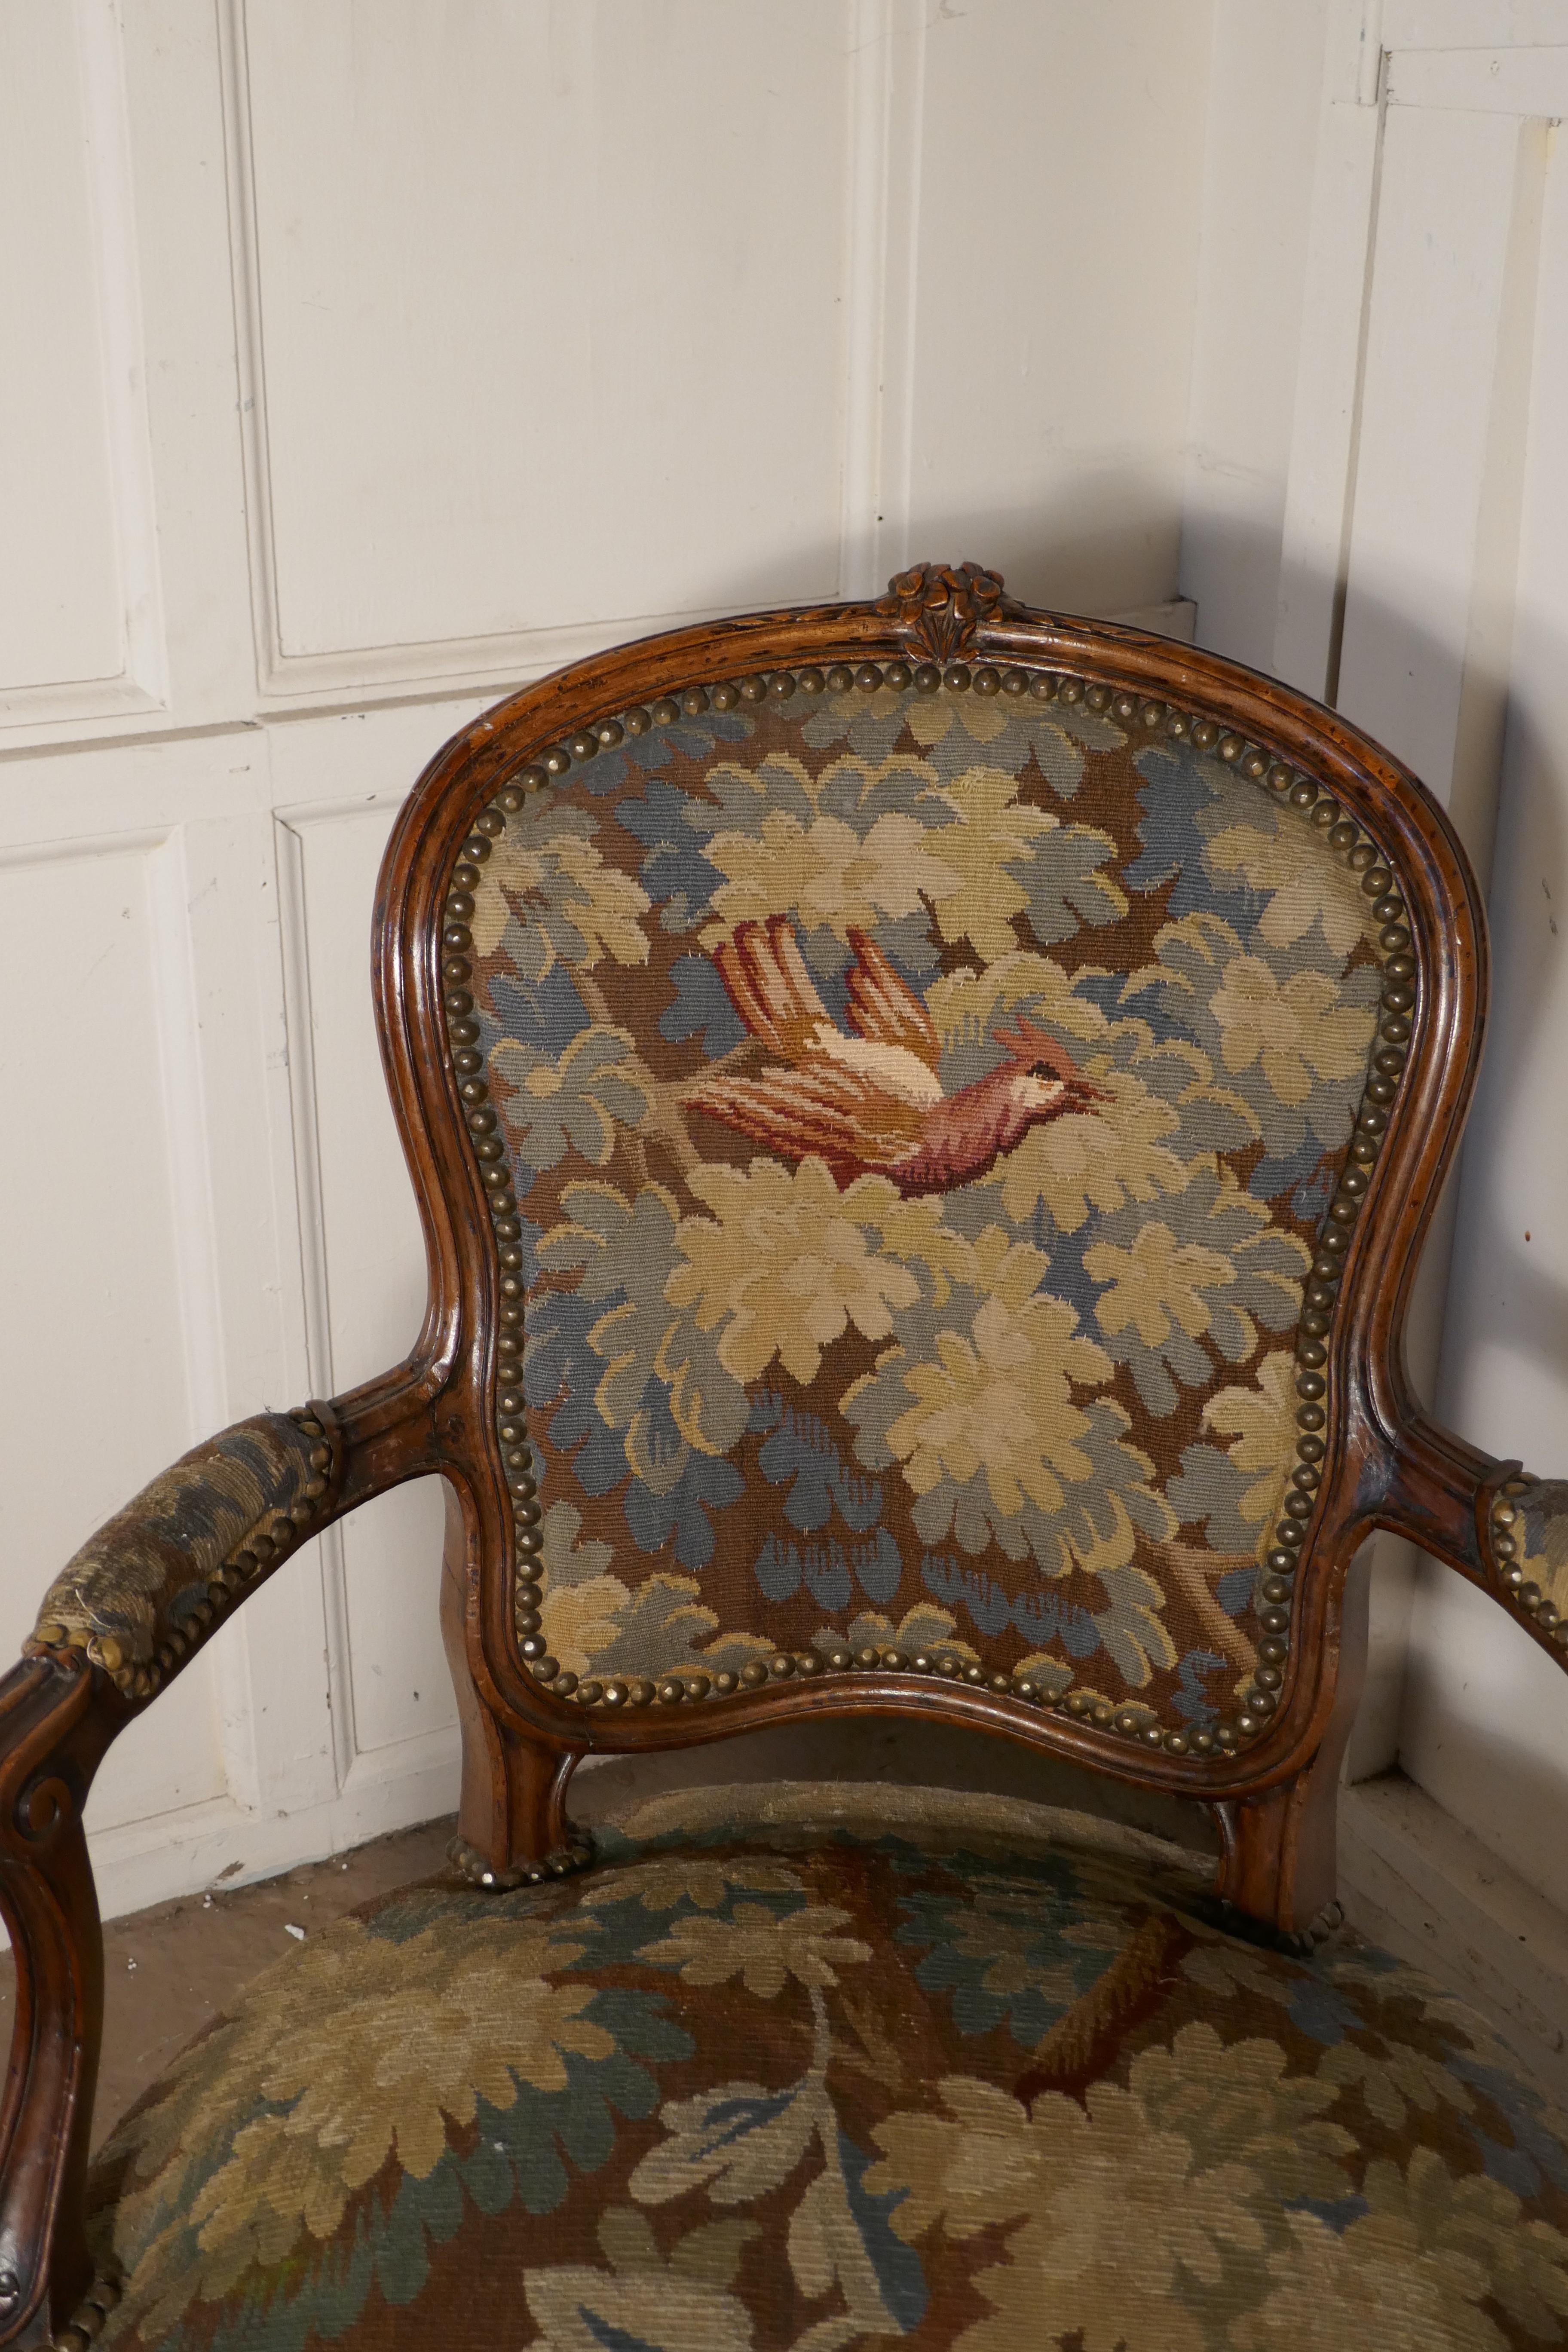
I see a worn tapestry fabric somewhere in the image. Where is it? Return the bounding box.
[1497,1477,1568,1627]
[474,677,1387,1730]
[28,1412,328,1688]
[86,1784,1568,2350]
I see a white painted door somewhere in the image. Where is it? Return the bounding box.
[0,0,1214,1917]
[1185,0,1568,1908]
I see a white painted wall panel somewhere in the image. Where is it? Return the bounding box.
[0,5,126,695]
[906,0,1212,617]
[1403,128,1568,1908]
[278,796,453,1759]
[237,0,851,679]
[0,837,226,1827]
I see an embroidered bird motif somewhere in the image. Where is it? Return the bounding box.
[685,916,1109,1197]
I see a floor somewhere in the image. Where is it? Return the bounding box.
[0,1717,1219,2147]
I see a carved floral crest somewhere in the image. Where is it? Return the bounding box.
[873,560,1007,662]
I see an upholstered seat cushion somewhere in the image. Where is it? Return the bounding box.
[85,1787,1568,2351]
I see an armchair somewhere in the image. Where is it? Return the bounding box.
[3,565,1564,2348]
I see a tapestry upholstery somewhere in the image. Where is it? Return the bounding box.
[26,1409,336,1699]
[1488,1474,1568,1642]
[465,672,1397,1742]
[84,1784,1568,2351]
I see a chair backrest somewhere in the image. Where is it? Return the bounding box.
[378,562,1495,1810]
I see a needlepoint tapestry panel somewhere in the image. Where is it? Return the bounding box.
[466,677,1386,1736]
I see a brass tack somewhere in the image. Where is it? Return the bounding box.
[1266,763,1292,791]
[1311,798,1341,829]
[937,1654,960,1676]
[1241,750,1268,779]
[827,1647,852,1669]
[882,662,911,692]
[741,1661,769,1687]
[1504,1477,1531,1495]
[1493,1501,1517,1527]
[1001,667,1029,695]
[684,1673,712,1699]
[1142,702,1166,729]
[1112,692,1138,720]
[770,1654,796,1678]
[1142,1724,1164,1746]
[680,687,709,715]
[1289,781,1317,808]
[797,667,825,693]
[913,662,941,693]
[650,697,679,724]
[709,680,740,710]
[1059,679,1085,706]
[964,1663,985,1684]
[1166,709,1190,736]
[796,1652,823,1675]
[1217,734,1244,763]
[1190,718,1217,746]
[885,1649,909,1671]
[1362,866,1392,896]
[1015,1677,1035,1699]
[1373,892,1405,922]
[1504,1566,1525,1590]
[855,662,883,692]
[855,1646,881,1669]
[1349,843,1378,872]
[1380,924,1411,952]
[459,835,490,863]
[1091,1702,1114,1726]
[595,719,623,747]
[1085,683,1110,712]
[714,1672,738,1694]
[474,809,505,837]
[1381,1016,1412,1042]
[1115,1707,1141,1733]
[624,707,651,733]
[973,665,1001,696]
[1538,1602,1559,1630]
[740,674,769,703]
[944,663,972,692]
[1164,1731,1189,1754]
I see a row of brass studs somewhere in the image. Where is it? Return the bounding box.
[447,1830,593,1891]
[49,2275,120,2349]
[31,1409,334,1703]
[1491,1477,1568,1648]
[438,663,1412,1758]
[1211,763,1415,1753]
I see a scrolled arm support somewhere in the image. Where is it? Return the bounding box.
[0,1371,450,2347]
[1381,1409,1568,1671]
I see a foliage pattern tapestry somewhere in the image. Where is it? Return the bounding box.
[471,680,1385,1731]
[86,1785,1568,2351]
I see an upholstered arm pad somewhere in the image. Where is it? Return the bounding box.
[1483,1472,1568,1653]
[22,1403,342,1700]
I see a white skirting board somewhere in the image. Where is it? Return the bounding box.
[1339,1770,1568,2112]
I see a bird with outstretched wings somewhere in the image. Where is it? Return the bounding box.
[685,916,1106,1198]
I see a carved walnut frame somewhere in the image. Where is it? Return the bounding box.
[0,565,1548,2347]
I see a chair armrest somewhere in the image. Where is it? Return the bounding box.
[0,1374,446,2348]
[23,1403,342,1700]
[1381,1409,1568,1671]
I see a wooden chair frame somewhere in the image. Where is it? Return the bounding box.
[0,564,1549,2348]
